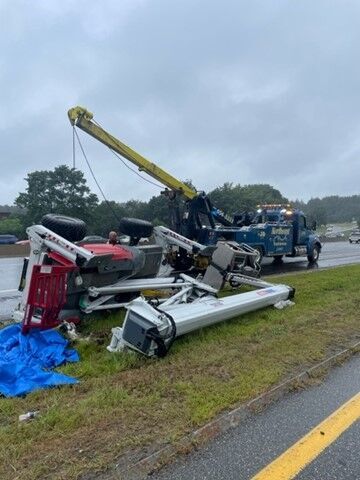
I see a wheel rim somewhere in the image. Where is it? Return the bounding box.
[254,247,262,263]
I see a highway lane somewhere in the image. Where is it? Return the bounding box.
[152,355,360,480]
[261,240,360,275]
[0,257,23,322]
[0,257,23,291]
[1,241,360,321]
[296,421,360,480]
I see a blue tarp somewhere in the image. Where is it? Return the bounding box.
[0,324,79,397]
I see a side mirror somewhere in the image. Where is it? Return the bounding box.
[311,221,317,231]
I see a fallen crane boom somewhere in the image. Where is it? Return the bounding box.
[108,283,294,357]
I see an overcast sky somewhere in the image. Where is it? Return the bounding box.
[0,0,359,205]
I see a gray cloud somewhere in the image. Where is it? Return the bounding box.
[1,0,359,205]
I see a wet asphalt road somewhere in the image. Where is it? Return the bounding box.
[296,422,360,480]
[152,355,360,480]
[261,240,360,275]
[0,241,360,321]
[0,257,23,322]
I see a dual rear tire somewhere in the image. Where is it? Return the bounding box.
[41,214,154,244]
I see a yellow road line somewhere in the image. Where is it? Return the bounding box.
[251,392,360,480]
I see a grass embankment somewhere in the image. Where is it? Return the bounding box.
[1,265,359,479]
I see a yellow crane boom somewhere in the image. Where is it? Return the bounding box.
[68,106,197,200]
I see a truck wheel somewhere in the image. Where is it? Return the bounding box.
[119,218,153,239]
[254,246,263,264]
[307,244,320,263]
[41,214,87,242]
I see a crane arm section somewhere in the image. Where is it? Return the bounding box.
[68,106,197,200]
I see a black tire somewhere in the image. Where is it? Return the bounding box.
[307,244,320,263]
[41,214,87,242]
[119,218,153,239]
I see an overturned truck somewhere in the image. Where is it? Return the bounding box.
[13,214,294,357]
[13,213,267,333]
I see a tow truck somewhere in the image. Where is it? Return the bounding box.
[200,204,322,263]
[12,216,293,359]
[68,107,321,264]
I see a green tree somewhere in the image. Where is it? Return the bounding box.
[305,198,328,226]
[299,194,360,224]
[88,201,127,236]
[122,199,148,219]
[0,216,24,238]
[240,184,287,210]
[208,182,238,213]
[209,183,288,214]
[15,165,98,227]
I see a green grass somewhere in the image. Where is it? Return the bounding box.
[0,265,359,479]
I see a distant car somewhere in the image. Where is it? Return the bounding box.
[0,234,18,244]
[349,231,360,244]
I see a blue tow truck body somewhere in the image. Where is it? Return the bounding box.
[197,205,322,263]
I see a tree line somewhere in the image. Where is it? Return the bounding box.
[0,165,359,239]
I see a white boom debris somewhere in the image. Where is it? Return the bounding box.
[107,281,294,357]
